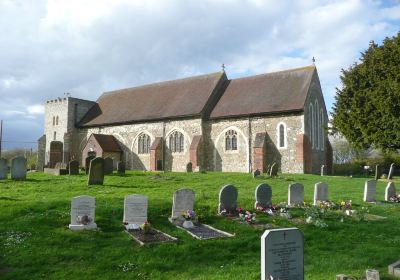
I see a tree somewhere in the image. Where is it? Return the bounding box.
[331,135,372,164]
[331,32,400,151]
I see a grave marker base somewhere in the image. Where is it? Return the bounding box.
[125,228,177,246]
[170,219,234,240]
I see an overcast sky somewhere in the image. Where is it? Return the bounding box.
[0,0,399,149]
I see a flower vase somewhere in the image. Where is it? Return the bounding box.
[182,220,194,229]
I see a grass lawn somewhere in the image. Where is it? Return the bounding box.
[0,171,399,280]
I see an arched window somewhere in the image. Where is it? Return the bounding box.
[225,130,238,151]
[315,100,319,149]
[309,104,314,148]
[138,133,151,154]
[277,122,287,149]
[52,116,55,126]
[320,109,324,150]
[53,131,56,141]
[56,116,59,125]
[169,131,184,153]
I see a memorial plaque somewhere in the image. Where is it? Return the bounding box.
[261,228,304,280]
[0,158,7,180]
[123,194,148,226]
[313,182,328,205]
[171,188,195,220]
[288,183,304,206]
[363,180,376,202]
[69,195,97,230]
[218,185,238,214]
[255,183,272,208]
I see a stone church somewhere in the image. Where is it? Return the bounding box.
[37,65,332,174]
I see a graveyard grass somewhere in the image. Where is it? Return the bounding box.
[1,172,399,280]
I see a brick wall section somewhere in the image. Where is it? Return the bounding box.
[150,137,163,171]
[296,134,312,173]
[189,135,202,170]
[253,132,266,172]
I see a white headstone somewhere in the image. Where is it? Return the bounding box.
[69,195,97,230]
[366,269,380,280]
[313,182,328,205]
[171,188,195,220]
[385,182,396,201]
[261,228,304,280]
[363,180,377,202]
[288,183,304,206]
[123,194,148,227]
[255,183,272,208]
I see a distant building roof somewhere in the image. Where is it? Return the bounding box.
[209,65,316,119]
[92,134,122,152]
[79,72,226,127]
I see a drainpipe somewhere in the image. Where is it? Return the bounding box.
[162,121,166,171]
[248,117,252,173]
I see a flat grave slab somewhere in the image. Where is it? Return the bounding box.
[125,228,177,246]
[171,220,233,240]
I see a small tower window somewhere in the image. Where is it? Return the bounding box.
[225,130,238,151]
[52,116,55,126]
[277,122,287,149]
[56,116,59,125]
[53,132,56,141]
[138,133,151,154]
[169,131,184,153]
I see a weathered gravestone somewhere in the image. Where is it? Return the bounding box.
[69,160,79,175]
[385,182,396,201]
[11,156,27,180]
[218,185,238,214]
[0,158,7,180]
[261,228,304,280]
[388,260,400,276]
[103,157,113,175]
[253,169,261,178]
[363,179,377,202]
[85,156,95,174]
[388,163,395,180]
[288,183,304,206]
[186,162,193,172]
[269,162,278,177]
[254,183,272,209]
[69,195,97,230]
[366,269,380,280]
[171,188,195,220]
[321,165,326,176]
[55,162,68,170]
[87,157,104,186]
[123,194,148,228]
[313,182,328,205]
[117,161,125,176]
[375,165,381,180]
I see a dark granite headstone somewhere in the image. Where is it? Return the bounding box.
[104,157,113,175]
[255,183,272,208]
[85,156,95,174]
[218,185,238,214]
[117,161,125,176]
[11,156,27,180]
[186,162,193,172]
[253,169,261,178]
[0,158,7,180]
[69,160,79,175]
[88,157,104,186]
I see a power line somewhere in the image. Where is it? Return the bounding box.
[1,140,37,144]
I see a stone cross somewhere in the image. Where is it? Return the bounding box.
[69,195,97,230]
[388,163,395,180]
[313,182,328,205]
[103,157,114,175]
[87,157,104,186]
[0,158,7,180]
[171,188,195,220]
[218,185,238,214]
[11,156,27,180]
[69,160,79,175]
[385,182,396,201]
[254,183,272,209]
[261,228,304,280]
[288,183,304,206]
[363,179,377,202]
[123,194,148,227]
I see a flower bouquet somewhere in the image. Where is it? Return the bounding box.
[181,210,196,228]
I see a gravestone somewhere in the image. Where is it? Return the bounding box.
[269,162,278,177]
[375,165,381,180]
[261,228,304,280]
[85,156,95,174]
[363,180,377,202]
[117,161,125,176]
[55,162,68,170]
[218,185,238,214]
[0,158,7,180]
[186,162,193,172]
[69,195,97,230]
[313,182,328,205]
[11,156,27,180]
[288,183,304,206]
[388,260,400,276]
[171,188,195,220]
[385,182,396,201]
[123,194,148,227]
[321,165,326,176]
[388,163,395,180]
[253,169,261,178]
[69,160,79,175]
[87,157,104,186]
[366,269,380,280]
[103,157,113,175]
[254,183,272,208]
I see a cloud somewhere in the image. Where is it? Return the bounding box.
[0,0,399,148]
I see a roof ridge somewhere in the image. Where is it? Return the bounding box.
[229,65,316,81]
